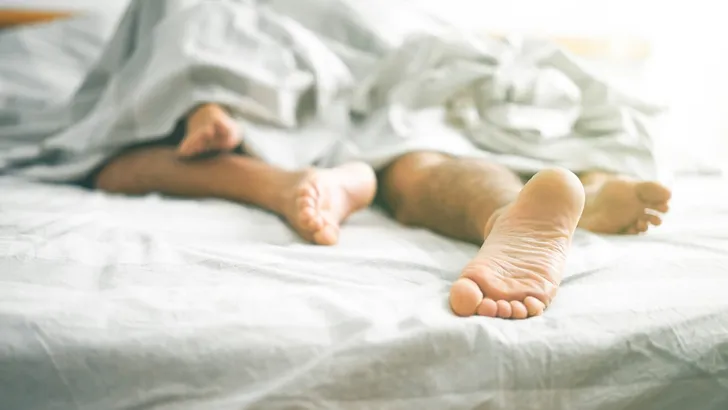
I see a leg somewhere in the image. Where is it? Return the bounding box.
[95,147,376,245]
[578,171,671,234]
[380,152,523,243]
[380,152,585,319]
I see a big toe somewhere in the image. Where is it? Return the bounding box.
[636,181,671,204]
[524,296,546,317]
[313,224,339,246]
[450,278,484,317]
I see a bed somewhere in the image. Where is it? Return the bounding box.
[1,7,728,410]
[1,174,727,410]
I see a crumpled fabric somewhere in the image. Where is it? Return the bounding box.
[0,0,665,181]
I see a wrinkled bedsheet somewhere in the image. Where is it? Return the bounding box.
[0,175,726,410]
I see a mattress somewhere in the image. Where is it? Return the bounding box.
[0,175,726,410]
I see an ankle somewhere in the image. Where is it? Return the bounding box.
[270,171,307,214]
[230,165,301,214]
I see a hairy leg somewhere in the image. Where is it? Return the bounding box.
[95,147,376,245]
[380,152,523,243]
[380,152,584,319]
[578,171,671,234]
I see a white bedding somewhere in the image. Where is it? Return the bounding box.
[0,175,727,410]
[0,0,664,182]
[1,3,727,408]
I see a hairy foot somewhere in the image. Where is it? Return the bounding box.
[578,174,671,234]
[449,168,585,319]
[177,103,240,158]
[282,162,377,245]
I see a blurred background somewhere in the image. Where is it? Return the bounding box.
[4,0,726,174]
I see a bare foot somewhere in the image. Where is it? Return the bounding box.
[282,162,377,245]
[578,174,671,234]
[177,103,240,158]
[449,168,585,319]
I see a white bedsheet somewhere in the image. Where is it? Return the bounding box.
[0,175,726,410]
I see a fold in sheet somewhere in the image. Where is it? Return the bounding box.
[0,0,665,181]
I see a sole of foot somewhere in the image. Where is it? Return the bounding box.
[283,162,377,246]
[449,167,586,319]
[579,177,671,234]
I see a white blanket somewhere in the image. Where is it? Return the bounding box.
[0,0,664,181]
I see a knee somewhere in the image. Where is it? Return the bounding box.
[382,152,450,188]
[389,151,451,171]
[380,151,450,223]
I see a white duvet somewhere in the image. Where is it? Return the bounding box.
[0,0,664,181]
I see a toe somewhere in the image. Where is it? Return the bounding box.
[524,296,546,317]
[644,213,662,226]
[651,203,669,213]
[300,206,320,224]
[299,212,321,231]
[636,181,672,203]
[510,301,528,319]
[636,219,649,233]
[313,224,338,246]
[476,298,498,317]
[296,195,316,209]
[296,191,324,231]
[496,300,512,319]
[450,278,484,317]
[298,185,318,201]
